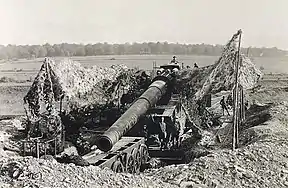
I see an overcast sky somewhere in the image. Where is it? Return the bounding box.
[0,0,287,49]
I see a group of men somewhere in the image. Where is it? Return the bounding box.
[145,115,180,150]
[220,95,233,116]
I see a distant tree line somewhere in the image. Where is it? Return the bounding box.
[0,42,286,60]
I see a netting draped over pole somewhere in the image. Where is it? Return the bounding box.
[24,58,62,122]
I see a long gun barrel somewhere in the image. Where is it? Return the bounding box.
[96,72,172,152]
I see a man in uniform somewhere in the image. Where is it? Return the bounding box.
[220,96,230,116]
[159,117,167,149]
[170,56,179,64]
[226,94,233,108]
[171,117,180,148]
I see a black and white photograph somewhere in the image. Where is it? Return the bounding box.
[0,0,287,187]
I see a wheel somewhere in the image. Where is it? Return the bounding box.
[126,154,135,173]
[140,145,149,164]
[132,149,141,174]
[140,145,149,172]
[112,160,124,173]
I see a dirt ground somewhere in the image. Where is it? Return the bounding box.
[0,73,287,188]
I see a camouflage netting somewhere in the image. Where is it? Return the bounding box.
[178,30,262,102]
[50,59,131,109]
[24,58,63,122]
[177,30,262,127]
[194,30,263,101]
[23,58,139,140]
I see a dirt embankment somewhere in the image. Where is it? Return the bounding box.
[0,156,176,188]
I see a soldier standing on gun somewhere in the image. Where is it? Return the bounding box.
[170,56,176,64]
[220,96,230,116]
[170,56,180,65]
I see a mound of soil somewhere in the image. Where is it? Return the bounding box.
[0,156,176,188]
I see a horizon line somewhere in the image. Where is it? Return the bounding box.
[0,42,287,51]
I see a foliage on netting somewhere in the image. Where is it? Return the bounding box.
[195,30,263,101]
[24,58,63,122]
[23,58,148,140]
[177,30,262,127]
[62,68,152,136]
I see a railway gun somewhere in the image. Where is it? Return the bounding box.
[21,60,200,173]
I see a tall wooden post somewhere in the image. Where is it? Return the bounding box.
[232,29,242,150]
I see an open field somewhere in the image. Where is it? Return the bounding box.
[1,55,288,83]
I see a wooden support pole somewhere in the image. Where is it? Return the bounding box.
[36,140,40,158]
[232,29,242,150]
